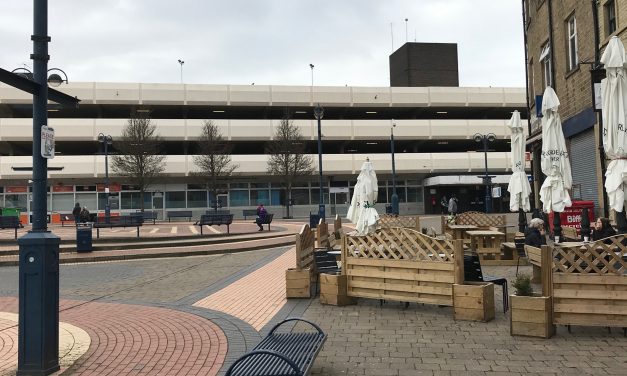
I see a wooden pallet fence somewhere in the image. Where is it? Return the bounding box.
[342,228,464,306]
[551,235,627,328]
[379,215,421,231]
[315,219,330,248]
[456,211,506,229]
[286,224,316,299]
[525,245,542,283]
[453,282,495,322]
[320,273,355,306]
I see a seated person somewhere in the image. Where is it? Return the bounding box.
[255,203,267,231]
[80,206,90,223]
[591,217,616,243]
[525,218,546,247]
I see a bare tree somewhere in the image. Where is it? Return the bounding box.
[266,117,314,218]
[111,113,165,211]
[193,120,238,211]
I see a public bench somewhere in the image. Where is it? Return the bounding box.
[242,209,258,219]
[166,210,192,222]
[197,214,234,234]
[225,318,326,376]
[205,210,230,216]
[60,214,75,227]
[0,215,22,239]
[93,215,143,238]
[257,213,274,231]
[131,211,157,225]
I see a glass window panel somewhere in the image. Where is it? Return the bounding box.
[310,188,329,204]
[187,191,207,208]
[51,193,74,212]
[271,189,282,205]
[230,183,248,189]
[121,192,141,210]
[5,194,27,210]
[76,193,98,212]
[291,189,309,205]
[377,188,386,204]
[387,188,406,203]
[229,190,249,207]
[76,185,96,192]
[250,182,269,188]
[330,181,348,187]
[187,183,205,190]
[165,191,186,208]
[251,190,270,205]
[407,187,423,203]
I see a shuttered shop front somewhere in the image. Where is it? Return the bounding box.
[569,129,599,211]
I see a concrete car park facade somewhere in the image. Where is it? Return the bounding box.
[0,82,526,221]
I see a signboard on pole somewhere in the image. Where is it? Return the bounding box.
[41,125,55,159]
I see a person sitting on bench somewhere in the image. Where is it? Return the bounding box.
[80,206,91,223]
[591,217,616,243]
[525,218,546,247]
[255,203,267,232]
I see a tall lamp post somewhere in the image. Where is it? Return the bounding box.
[474,133,496,213]
[314,104,325,221]
[390,121,399,215]
[178,59,184,83]
[98,133,113,220]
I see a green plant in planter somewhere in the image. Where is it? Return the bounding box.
[512,274,534,296]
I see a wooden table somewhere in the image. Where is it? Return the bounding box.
[448,224,478,242]
[466,230,506,261]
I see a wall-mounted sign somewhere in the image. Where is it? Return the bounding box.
[41,125,55,159]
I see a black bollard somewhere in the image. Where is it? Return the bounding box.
[518,208,527,234]
[580,207,591,241]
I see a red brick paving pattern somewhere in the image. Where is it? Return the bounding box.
[194,247,296,330]
[0,297,227,376]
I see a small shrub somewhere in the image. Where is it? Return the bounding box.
[512,274,534,296]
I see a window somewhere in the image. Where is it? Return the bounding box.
[187,191,207,208]
[539,42,552,88]
[165,191,186,208]
[606,0,617,35]
[121,192,142,209]
[566,16,578,71]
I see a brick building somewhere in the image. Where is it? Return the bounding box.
[523,0,627,217]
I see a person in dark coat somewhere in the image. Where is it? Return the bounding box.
[255,203,267,231]
[525,218,546,247]
[72,202,81,224]
[591,217,616,242]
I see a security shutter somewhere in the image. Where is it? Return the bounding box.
[569,129,598,208]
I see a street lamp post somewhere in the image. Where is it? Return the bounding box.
[178,59,184,83]
[390,121,399,215]
[474,133,496,213]
[314,104,325,221]
[98,133,113,221]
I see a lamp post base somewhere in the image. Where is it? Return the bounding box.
[391,193,399,216]
[318,205,326,222]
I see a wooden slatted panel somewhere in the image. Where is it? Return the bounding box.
[379,215,421,230]
[525,245,542,267]
[551,236,627,327]
[342,228,462,306]
[316,219,330,248]
[295,224,315,270]
[455,211,505,228]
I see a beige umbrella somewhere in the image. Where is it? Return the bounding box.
[507,110,531,212]
[346,158,379,235]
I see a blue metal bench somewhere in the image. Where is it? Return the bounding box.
[198,214,234,234]
[0,215,22,239]
[225,318,326,376]
[242,209,258,219]
[131,211,158,224]
[257,213,274,231]
[167,210,193,222]
[94,215,144,238]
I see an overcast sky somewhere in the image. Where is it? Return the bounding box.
[0,0,525,88]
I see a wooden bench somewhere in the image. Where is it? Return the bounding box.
[242,209,258,219]
[167,210,192,222]
[257,213,274,231]
[225,318,326,376]
[0,215,22,239]
[524,245,542,283]
[197,214,234,234]
[93,215,143,238]
[131,211,157,225]
[561,225,579,241]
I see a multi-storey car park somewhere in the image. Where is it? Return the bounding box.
[0,81,526,223]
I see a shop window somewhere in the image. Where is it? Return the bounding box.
[539,42,552,88]
[51,193,74,212]
[229,190,249,207]
[187,191,207,208]
[121,192,142,210]
[291,189,310,205]
[251,189,270,205]
[165,191,186,208]
[76,193,98,211]
[606,0,617,36]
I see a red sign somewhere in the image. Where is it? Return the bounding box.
[96,183,121,192]
[52,185,74,193]
[6,186,27,193]
[548,201,595,234]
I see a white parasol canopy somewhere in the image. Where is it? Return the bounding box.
[539,86,572,213]
[601,36,627,212]
[507,110,532,212]
[346,159,380,235]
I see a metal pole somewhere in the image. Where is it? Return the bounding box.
[483,137,492,213]
[18,0,61,373]
[104,140,110,220]
[315,104,325,221]
[390,123,399,215]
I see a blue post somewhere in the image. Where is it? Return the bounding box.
[390,123,399,215]
[17,0,61,374]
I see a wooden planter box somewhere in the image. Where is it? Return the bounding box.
[320,273,355,306]
[453,282,495,322]
[285,268,311,298]
[510,295,554,338]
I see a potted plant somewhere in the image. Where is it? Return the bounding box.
[510,274,554,338]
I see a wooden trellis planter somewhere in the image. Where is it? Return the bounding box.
[320,273,355,306]
[453,282,495,322]
[378,215,421,231]
[286,224,316,298]
[342,228,464,306]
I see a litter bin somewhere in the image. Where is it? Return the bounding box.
[76,222,93,252]
[385,205,393,214]
[2,207,20,217]
[309,213,320,229]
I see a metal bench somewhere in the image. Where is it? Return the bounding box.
[225,318,326,376]
[205,210,231,216]
[242,209,258,219]
[257,213,274,231]
[93,215,144,238]
[131,211,157,225]
[0,215,22,239]
[197,214,234,234]
[60,214,75,227]
[166,210,193,222]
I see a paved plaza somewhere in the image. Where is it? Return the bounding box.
[0,218,626,375]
